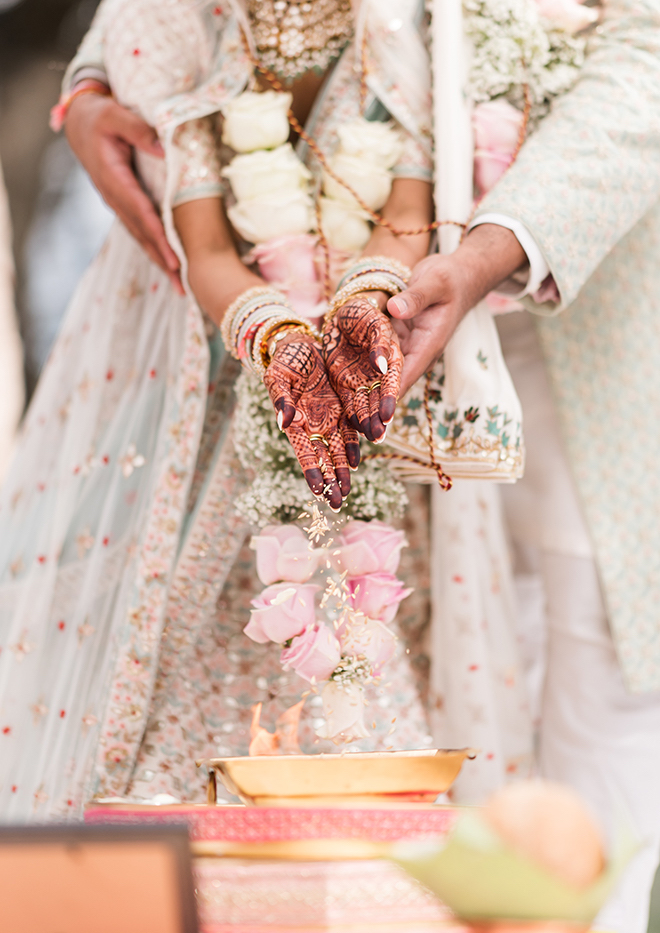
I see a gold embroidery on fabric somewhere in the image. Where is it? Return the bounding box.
[248,0,353,81]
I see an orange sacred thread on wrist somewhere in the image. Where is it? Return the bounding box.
[50,80,112,132]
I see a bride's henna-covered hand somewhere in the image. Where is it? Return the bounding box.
[322,297,403,442]
[263,332,360,511]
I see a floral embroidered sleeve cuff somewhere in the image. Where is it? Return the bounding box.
[171,117,224,208]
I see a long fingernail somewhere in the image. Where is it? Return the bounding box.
[377,356,388,375]
[346,444,361,470]
[277,411,284,431]
[373,427,388,445]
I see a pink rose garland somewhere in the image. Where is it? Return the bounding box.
[244,518,412,742]
[281,623,341,683]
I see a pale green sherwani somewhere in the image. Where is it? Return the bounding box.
[476,0,660,693]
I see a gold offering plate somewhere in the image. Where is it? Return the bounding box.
[198,748,476,806]
[190,838,389,861]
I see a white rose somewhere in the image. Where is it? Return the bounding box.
[319,197,371,252]
[336,119,404,169]
[221,90,292,153]
[315,680,370,742]
[227,190,314,244]
[323,153,393,211]
[223,144,311,202]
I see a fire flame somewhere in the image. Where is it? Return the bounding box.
[248,700,305,756]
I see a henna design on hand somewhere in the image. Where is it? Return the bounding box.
[263,332,360,510]
[322,297,403,442]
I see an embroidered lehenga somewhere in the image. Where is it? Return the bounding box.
[0,0,442,819]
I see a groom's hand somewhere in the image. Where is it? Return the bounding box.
[66,92,183,294]
[387,225,527,394]
[387,254,471,395]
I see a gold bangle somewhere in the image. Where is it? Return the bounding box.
[261,324,304,367]
[325,275,404,326]
[337,256,412,291]
[220,286,288,356]
[258,319,319,370]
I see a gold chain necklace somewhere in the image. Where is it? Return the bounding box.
[247,0,353,82]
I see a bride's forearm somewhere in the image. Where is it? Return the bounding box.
[361,178,433,269]
[357,178,433,310]
[186,250,262,328]
[173,197,262,326]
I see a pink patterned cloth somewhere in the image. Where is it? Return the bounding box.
[85,802,458,842]
[194,859,462,932]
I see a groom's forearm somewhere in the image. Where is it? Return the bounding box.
[452,224,527,310]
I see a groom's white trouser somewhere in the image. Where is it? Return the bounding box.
[498,312,660,933]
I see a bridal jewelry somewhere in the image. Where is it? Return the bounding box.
[247,0,353,81]
[326,272,410,324]
[221,286,319,377]
[336,256,412,292]
[325,257,411,323]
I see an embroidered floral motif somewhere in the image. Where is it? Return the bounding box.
[119,444,146,478]
[386,360,524,481]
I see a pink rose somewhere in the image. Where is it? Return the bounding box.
[346,572,412,624]
[250,524,321,585]
[330,519,406,576]
[338,614,397,676]
[280,623,341,683]
[247,234,323,319]
[474,150,516,196]
[533,0,598,33]
[245,582,319,644]
[472,99,524,196]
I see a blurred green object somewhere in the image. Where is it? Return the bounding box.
[392,810,636,925]
[647,865,660,933]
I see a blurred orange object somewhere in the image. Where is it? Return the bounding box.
[484,781,605,889]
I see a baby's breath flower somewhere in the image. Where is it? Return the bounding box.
[330,656,374,686]
[464,0,586,120]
